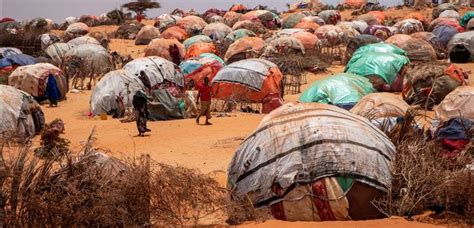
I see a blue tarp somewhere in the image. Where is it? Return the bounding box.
[435,118,473,140]
[432,25,458,48]
[0,54,37,68]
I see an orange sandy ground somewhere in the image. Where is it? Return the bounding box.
[39,7,474,227]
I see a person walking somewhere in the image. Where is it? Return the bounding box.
[133,90,151,137]
[46,74,61,107]
[196,77,212,125]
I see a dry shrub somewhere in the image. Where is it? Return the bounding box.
[374,112,474,224]
[0,130,236,226]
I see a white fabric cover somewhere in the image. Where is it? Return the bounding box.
[123,56,184,87]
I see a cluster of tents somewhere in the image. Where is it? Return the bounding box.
[1,2,474,220]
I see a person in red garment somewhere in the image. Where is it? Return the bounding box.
[196,77,212,125]
[136,11,144,23]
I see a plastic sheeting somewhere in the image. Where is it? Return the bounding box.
[123,56,184,87]
[8,63,67,98]
[202,22,232,40]
[65,22,89,34]
[394,19,424,35]
[183,35,212,49]
[0,85,44,139]
[224,37,265,62]
[460,11,474,28]
[148,89,184,120]
[351,93,410,119]
[90,70,145,115]
[346,52,409,84]
[135,25,160,45]
[434,86,474,123]
[0,47,22,57]
[64,44,114,75]
[352,43,406,57]
[227,102,396,207]
[44,43,72,66]
[299,73,375,105]
[213,58,273,90]
[0,54,37,68]
[448,31,474,59]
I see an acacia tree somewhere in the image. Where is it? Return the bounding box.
[122,0,161,16]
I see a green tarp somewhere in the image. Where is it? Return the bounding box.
[345,51,410,84]
[299,73,375,104]
[351,43,406,58]
[460,11,474,27]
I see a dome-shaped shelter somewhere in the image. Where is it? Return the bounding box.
[8,63,67,100]
[144,38,185,64]
[202,22,232,41]
[135,25,161,45]
[176,16,207,35]
[228,102,395,221]
[179,54,224,87]
[90,70,145,116]
[183,35,213,49]
[318,10,341,25]
[0,85,44,140]
[64,44,114,89]
[224,37,265,63]
[185,42,217,59]
[399,38,437,62]
[212,58,283,113]
[315,25,344,46]
[123,56,184,88]
[394,19,424,35]
[448,31,474,63]
[64,22,89,41]
[44,43,71,66]
[434,86,474,123]
[67,35,101,48]
[160,26,188,42]
[232,20,267,35]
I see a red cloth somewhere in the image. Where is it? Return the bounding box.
[440,139,469,159]
[197,84,212,101]
[136,13,144,22]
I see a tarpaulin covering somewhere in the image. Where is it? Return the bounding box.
[135,25,161,45]
[315,25,344,46]
[291,31,320,50]
[224,37,265,62]
[212,58,282,102]
[65,22,89,35]
[8,63,67,98]
[432,25,458,48]
[432,3,457,19]
[0,47,22,57]
[185,42,217,59]
[282,13,305,29]
[183,35,212,49]
[64,44,114,75]
[160,26,188,41]
[67,35,101,48]
[90,70,145,115]
[350,92,409,119]
[0,85,44,140]
[155,14,181,31]
[144,38,186,62]
[176,16,207,34]
[202,22,232,40]
[448,31,474,59]
[352,43,406,57]
[299,73,375,105]
[123,56,184,87]
[434,86,474,122]
[225,29,256,43]
[346,52,409,84]
[148,88,184,120]
[45,43,72,66]
[394,19,424,35]
[0,54,37,68]
[228,102,396,207]
[385,34,412,48]
[318,10,341,25]
[398,38,437,62]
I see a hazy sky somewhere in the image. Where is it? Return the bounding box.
[1,0,402,22]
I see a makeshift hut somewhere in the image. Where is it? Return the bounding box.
[44,43,72,67]
[228,102,395,221]
[63,44,114,89]
[224,37,265,63]
[0,85,44,140]
[64,22,89,42]
[212,58,283,113]
[299,73,375,109]
[448,31,474,63]
[8,63,67,102]
[135,25,161,45]
[202,23,232,41]
[179,54,224,87]
[176,16,208,35]
[160,26,188,42]
[67,35,101,48]
[123,56,184,88]
[144,38,185,64]
[185,42,217,59]
[90,70,145,116]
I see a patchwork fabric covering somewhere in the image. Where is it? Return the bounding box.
[434,86,474,122]
[123,56,184,87]
[8,63,67,98]
[228,103,396,214]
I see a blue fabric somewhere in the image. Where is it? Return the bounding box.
[334,102,357,110]
[436,118,473,140]
[432,25,458,48]
[0,54,37,68]
[179,60,203,75]
[46,74,61,101]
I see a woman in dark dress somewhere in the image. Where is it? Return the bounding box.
[133,90,151,136]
